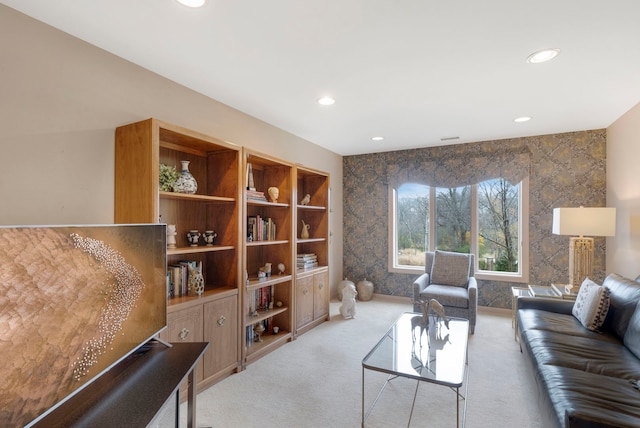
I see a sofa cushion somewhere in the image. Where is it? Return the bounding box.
[522,329,640,379]
[518,308,619,342]
[572,278,610,331]
[602,273,640,339]
[430,250,470,287]
[623,302,640,359]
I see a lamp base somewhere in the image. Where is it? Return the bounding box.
[569,237,594,286]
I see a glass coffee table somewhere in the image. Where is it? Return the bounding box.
[362,312,469,427]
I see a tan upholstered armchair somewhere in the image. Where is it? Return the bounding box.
[412,250,477,334]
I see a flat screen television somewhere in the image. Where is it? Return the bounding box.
[0,224,167,427]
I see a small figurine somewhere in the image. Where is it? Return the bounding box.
[340,283,357,319]
[259,263,272,277]
[300,193,311,205]
[278,262,286,275]
[301,220,310,239]
[268,186,279,203]
[166,224,177,249]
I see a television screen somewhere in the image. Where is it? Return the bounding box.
[0,224,167,427]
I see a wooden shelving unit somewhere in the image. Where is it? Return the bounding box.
[293,165,330,336]
[114,118,242,390]
[114,119,330,385]
[242,149,295,365]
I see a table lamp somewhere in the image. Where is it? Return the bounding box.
[552,206,616,287]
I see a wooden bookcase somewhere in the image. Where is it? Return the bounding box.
[114,119,330,379]
[294,166,330,336]
[114,118,242,390]
[242,150,295,365]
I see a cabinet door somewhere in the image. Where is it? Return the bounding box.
[203,295,238,380]
[159,305,204,344]
[313,270,329,320]
[296,275,314,328]
[158,305,204,383]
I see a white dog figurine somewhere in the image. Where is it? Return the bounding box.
[340,283,358,319]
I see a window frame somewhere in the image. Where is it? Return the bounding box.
[388,177,529,283]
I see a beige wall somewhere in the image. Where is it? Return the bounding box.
[607,101,640,278]
[0,6,343,288]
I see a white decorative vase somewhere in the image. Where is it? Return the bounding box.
[174,160,197,194]
[356,278,374,301]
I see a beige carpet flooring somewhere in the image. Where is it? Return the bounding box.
[160,297,545,428]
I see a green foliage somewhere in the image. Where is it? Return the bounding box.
[159,164,179,192]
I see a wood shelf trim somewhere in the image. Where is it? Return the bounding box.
[160,191,235,203]
[295,266,329,276]
[168,287,238,310]
[245,239,289,247]
[296,238,325,244]
[246,199,289,208]
[168,245,235,256]
[245,331,292,358]
[245,306,288,325]
[296,204,326,210]
[245,274,292,290]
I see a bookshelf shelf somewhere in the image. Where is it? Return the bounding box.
[245,274,293,291]
[167,245,235,256]
[245,306,288,325]
[160,191,235,203]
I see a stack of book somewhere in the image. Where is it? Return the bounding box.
[247,216,276,241]
[297,253,318,270]
[168,260,197,297]
[245,189,267,202]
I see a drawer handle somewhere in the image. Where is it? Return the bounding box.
[179,327,190,340]
[318,282,324,289]
[217,315,226,326]
[304,288,309,295]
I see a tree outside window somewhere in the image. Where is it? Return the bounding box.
[393,179,522,275]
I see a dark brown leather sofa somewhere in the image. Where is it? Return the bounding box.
[517,273,640,428]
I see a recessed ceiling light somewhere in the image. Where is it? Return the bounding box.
[514,116,532,123]
[526,48,560,64]
[440,136,460,142]
[176,0,206,7]
[371,136,384,141]
[317,96,335,106]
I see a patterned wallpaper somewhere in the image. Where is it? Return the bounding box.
[343,130,607,309]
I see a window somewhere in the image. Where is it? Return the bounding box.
[390,178,529,282]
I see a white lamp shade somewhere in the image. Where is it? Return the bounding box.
[552,207,616,237]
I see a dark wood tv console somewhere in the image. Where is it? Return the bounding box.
[32,341,208,428]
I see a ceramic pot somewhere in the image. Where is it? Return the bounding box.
[174,160,197,194]
[356,278,374,301]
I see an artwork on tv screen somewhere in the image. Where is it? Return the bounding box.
[0,224,167,427]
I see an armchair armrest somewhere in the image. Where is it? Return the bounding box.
[467,277,478,328]
[413,273,430,298]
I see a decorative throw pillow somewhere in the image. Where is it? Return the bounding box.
[572,278,611,331]
[430,250,470,287]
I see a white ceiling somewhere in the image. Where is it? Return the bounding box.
[3,0,640,156]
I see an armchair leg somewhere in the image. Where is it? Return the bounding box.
[470,325,475,335]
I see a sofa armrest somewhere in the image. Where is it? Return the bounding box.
[517,296,574,315]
